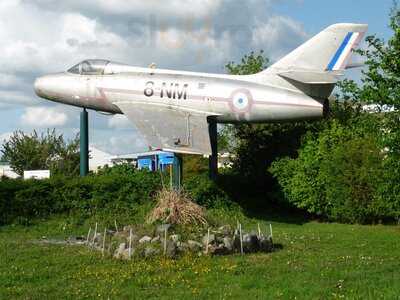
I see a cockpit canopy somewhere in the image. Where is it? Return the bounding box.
[67,59,110,75]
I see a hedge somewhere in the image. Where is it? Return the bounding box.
[0,168,233,225]
[0,170,161,225]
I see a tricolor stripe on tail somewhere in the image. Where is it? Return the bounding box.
[326,31,364,71]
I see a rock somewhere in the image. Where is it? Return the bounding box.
[151,236,160,243]
[188,240,203,252]
[93,233,102,244]
[123,225,134,232]
[212,244,230,255]
[205,244,217,255]
[113,243,126,259]
[67,236,86,245]
[223,237,233,252]
[114,231,129,239]
[202,234,215,246]
[120,248,133,260]
[166,241,178,258]
[233,233,241,252]
[177,242,188,252]
[139,236,152,244]
[218,225,232,236]
[170,234,180,243]
[259,236,273,252]
[242,233,260,253]
[144,247,160,258]
[156,224,171,234]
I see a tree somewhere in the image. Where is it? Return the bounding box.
[225,50,269,75]
[334,4,400,220]
[270,115,387,223]
[1,129,80,176]
[269,4,400,223]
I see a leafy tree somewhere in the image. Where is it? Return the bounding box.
[225,50,269,75]
[270,4,400,223]
[337,4,400,154]
[335,4,400,220]
[1,129,80,177]
[270,114,388,223]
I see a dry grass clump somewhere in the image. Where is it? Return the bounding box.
[147,188,207,225]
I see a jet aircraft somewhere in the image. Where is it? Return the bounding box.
[34,23,367,155]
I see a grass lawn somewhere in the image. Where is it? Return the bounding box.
[0,214,399,299]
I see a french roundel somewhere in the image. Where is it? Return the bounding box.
[229,89,253,113]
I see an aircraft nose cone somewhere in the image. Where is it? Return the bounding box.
[34,76,46,97]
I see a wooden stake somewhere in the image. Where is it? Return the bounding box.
[239,223,243,255]
[169,165,173,190]
[163,227,167,256]
[92,222,98,245]
[114,220,119,233]
[128,229,132,259]
[86,227,92,245]
[102,228,107,256]
[257,223,261,238]
[206,228,210,254]
[270,223,274,250]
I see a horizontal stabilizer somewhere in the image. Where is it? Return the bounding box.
[278,70,342,84]
[346,62,364,69]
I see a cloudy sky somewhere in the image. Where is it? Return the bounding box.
[0,0,394,154]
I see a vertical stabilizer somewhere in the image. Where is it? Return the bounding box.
[265,23,368,73]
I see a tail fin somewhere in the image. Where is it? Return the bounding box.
[266,23,368,74]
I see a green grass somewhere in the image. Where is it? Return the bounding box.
[1,214,399,300]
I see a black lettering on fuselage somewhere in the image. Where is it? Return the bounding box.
[161,82,188,100]
[174,83,188,100]
[145,81,188,100]
[144,81,154,97]
[161,82,174,99]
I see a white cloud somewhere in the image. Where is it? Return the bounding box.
[252,15,308,61]
[21,107,69,127]
[0,132,12,144]
[27,0,223,21]
[0,91,38,106]
[91,132,147,154]
[0,73,21,87]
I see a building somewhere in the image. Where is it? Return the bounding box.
[89,146,115,172]
[218,152,235,169]
[137,151,174,171]
[0,161,19,179]
[111,151,174,172]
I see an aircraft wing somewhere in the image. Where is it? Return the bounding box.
[114,102,212,155]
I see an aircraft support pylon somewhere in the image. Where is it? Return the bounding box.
[80,108,89,177]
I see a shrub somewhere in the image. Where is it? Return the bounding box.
[270,118,397,224]
[0,179,29,225]
[0,165,241,226]
[147,188,207,225]
[184,174,235,209]
[0,169,162,225]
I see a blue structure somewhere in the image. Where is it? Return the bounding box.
[137,151,174,172]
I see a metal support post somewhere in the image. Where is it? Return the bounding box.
[208,119,218,181]
[80,108,89,176]
[172,153,183,190]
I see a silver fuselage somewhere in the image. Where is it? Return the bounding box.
[34,64,327,123]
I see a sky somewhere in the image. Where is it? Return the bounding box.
[0,0,394,155]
